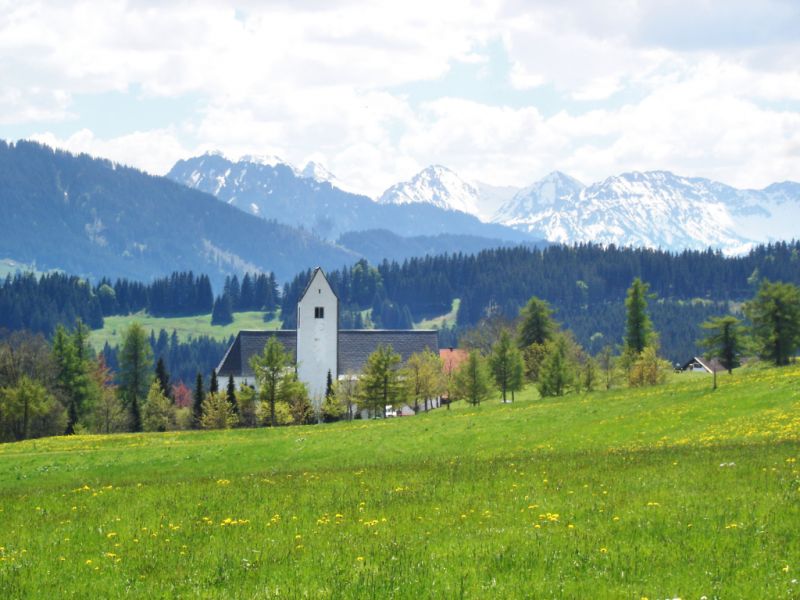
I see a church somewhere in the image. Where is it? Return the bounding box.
[216,267,439,399]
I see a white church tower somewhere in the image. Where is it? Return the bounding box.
[296,267,338,402]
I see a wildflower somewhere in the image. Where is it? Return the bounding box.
[216,479,231,486]
[599,547,608,553]
[784,565,790,573]
[356,556,364,562]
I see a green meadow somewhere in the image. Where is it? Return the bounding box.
[88,311,282,351]
[1,365,799,598]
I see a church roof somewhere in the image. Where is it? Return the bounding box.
[216,328,439,379]
[338,330,439,374]
[216,330,297,380]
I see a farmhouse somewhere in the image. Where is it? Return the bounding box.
[216,267,439,399]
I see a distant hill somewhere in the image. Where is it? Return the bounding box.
[337,229,546,265]
[0,141,357,284]
[167,153,534,243]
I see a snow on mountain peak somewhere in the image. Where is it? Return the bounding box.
[239,153,291,169]
[301,161,336,183]
[378,165,483,216]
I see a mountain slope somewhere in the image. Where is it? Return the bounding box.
[0,141,357,284]
[494,170,800,253]
[167,154,532,243]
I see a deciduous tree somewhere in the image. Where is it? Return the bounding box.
[250,336,292,427]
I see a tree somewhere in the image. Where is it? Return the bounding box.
[744,280,800,366]
[226,374,238,415]
[508,348,525,402]
[628,345,670,387]
[325,370,334,402]
[118,323,153,432]
[624,278,654,355]
[280,373,313,425]
[489,330,524,402]
[211,294,234,326]
[334,375,360,420]
[52,325,89,433]
[236,384,258,427]
[699,315,746,386]
[142,380,176,432]
[200,392,236,429]
[209,369,219,394]
[403,349,444,412]
[155,357,171,401]
[90,356,127,434]
[581,356,598,393]
[597,346,616,390]
[359,345,403,418]
[0,375,66,442]
[453,350,493,405]
[517,297,555,348]
[192,372,205,428]
[538,336,575,397]
[250,336,292,427]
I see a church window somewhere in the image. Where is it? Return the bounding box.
[315,306,325,319]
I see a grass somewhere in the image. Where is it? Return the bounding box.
[89,311,282,351]
[415,298,460,329]
[1,365,799,597]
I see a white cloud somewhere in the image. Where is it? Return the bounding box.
[2,0,800,196]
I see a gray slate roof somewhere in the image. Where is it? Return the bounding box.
[216,330,297,379]
[216,329,438,379]
[338,330,438,374]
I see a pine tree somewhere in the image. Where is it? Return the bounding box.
[52,325,87,433]
[624,278,654,355]
[209,369,219,394]
[517,297,555,348]
[155,357,171,401]
[226,374,238,415]
[489,329,523,402]
[192,372,205,429]
[117,323,153,432]
[211,294,234,326]
[744,280,800,366]
[325,370,334,402]
[452,350,493,406]
[200,392,236,429]
[699,315,746,377]
[538,336,574,397]
[358,345,403,417]
[249,336,292,427]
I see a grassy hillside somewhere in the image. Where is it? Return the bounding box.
[1,366,798,597]
[89,311,282,350]
[415,298,460,330]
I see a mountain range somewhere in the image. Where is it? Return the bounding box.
[171,153,800,256]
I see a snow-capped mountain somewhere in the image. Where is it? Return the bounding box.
[167,154,534,244]
[493,170,800,254]
[495,171,585,222]
[378,165,484,217]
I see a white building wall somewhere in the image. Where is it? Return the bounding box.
[296,269,338,403]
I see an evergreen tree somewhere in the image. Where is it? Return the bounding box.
[209,369,219,394]
[226,374,238,415]
[325,370,334,402]
[624,278,654,355]
[51,325,87,433]
[117,323,153,432]
[538,336,574,397]
[211,294,234,326]
[250,336,292,427]
[518,297,555,348]
[155,357,171,401]
[489,330,523,402]
[358,345,403,417]
[699,315,746,377]
[236,384,257,427]
[193,372,205,429]
[744,280,800,366]
[452,350,493,406]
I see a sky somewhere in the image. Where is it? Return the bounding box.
[2,0,799,196]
